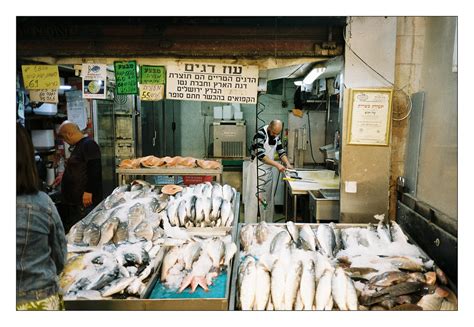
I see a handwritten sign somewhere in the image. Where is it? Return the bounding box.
[114,61,138,95]
[21,65,60,90]
[29,89,58,103]
[140,84,165,101]
[140,65,166,84]
[166,62,259,104]
[347,88,393,146]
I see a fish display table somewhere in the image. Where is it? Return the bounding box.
[229,222,457,311]
[284,169,340,222]
[116,166,223,185]
[64,195,240,311]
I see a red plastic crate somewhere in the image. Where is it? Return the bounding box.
[182,175,213,186]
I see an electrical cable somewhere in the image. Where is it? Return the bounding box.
[255,95,271,222]
[343,18,413,121]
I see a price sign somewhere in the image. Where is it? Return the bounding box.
[114,61,138,95]
[140,65,166,84]
[139,84,165,101]
[21,65,60,90]
[29,89,59,103]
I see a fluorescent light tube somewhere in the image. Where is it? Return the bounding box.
[303,67,326,84]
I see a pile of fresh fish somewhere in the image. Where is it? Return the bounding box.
[61,240,164,300]
[162,182,237,228]
[236,217,457,311]
[67,180,237,247]
[160,234,237,293]
[62,180,239,301]
[119,155,221,170]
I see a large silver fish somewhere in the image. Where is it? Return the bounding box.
[83,223,101,246]
[270,231,292,254]
[202,183,213,199]
[254,262,271,310]
[240,224,254,252]
[224,210,234,227]
[329,222,343,254]
[299,224,316,251]
[204,237,225,268]
[284,260,303,310]
[222,184,234,203]
[332,267,348,310]
[255,221,270,244]
[202,197,212,223]
[166,201,180,227]
[315,268,334,310]
[103,192,126,210]
[128,203,146,230]
[210,196,223,220]
[90,210,109,227]
[211,184,223,199]
[185,195,197,219]
[101,276,136,297]
[183,242,202,271]
[315,252,334,282]
[193,183,205,196]
[239,257,257,310]
[178,200,188,227]
[271,259,287,310]
[195,197,205,224]
[98,217,120,245]
[113,221,129,244]
[67,221,87,245]
[220,200,232,226]
[134,221,153,241]
[300,259,316,310]
[223,242,237,267]
[161,247,181,282]
[346,274,359,310]
[316,224,336,257]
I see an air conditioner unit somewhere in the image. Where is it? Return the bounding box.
[210,120,246,158]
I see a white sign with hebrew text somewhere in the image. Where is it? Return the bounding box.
[166,62,258,104]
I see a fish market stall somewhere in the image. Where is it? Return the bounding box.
[117,156,223,185]
[63,180,240,310]
[229,219,457,311]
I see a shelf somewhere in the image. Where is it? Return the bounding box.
[25,113,67,121]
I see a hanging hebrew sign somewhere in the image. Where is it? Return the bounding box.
[114,61,138,95]
[21,65,59,90]
[166,62,259,104]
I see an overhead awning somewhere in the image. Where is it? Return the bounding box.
[17,16,345,70]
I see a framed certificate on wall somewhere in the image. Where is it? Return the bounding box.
[347,88,393,146]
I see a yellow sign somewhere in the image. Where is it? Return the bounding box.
[29,89,59,104]
[21,65,60,90]
[139,84,165,101]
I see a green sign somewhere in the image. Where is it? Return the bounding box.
[140,65,166,85]
[114,61,138,95]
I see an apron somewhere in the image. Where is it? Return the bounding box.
[244,125,277,223]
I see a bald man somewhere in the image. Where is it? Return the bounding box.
[247,120,292,222]
[53,121,103,232]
